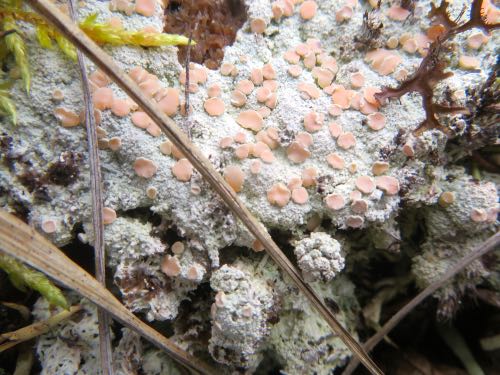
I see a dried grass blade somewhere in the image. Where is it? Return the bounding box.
[0,305,82,352]
[24,1,382,374]
[0,210,216,375]
[0,302,30,321]
[13,342,34,375]
[184,24,193,117]
[343,231,500,375]
[65,1,113,373]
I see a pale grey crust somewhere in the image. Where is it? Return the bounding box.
[1,0,498,373]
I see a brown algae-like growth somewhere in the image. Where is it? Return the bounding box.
[164,0,248,69]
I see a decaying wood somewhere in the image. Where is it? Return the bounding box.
[23,1,382,374]
[0,210,216,375]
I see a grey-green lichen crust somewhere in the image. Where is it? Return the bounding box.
[34,295,103,375]
[294,231,345,282]
[0,0,498,373]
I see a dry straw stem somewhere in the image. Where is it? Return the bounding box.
[66,0,113,373]
[0,305,82,352]
[343,231,500,375]
[0,302,30,320]
[13,342,34,375]
[24,1,382,374]
[184,25,193,117]
[0,210,216,375]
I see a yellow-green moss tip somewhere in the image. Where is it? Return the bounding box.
[35,24,54,49]
[79,13,195,47]
[54,33,77,60]
[2,16,30,93]
[0,87,16,124]
[35,23,77,60]
[0,254,69,309]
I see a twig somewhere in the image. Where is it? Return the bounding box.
[13,342,34,375]
[66,1,113,374]
[184,24,193,117]
[0,301,30,320]
[23,3,382,374]
[0,209,216,374]
[480,334,500,351]
[0,305,82,351]
[471,152,500,174]
[342,231,500,375]
[437,323,485,375]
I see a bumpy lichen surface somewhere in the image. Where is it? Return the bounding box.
[0,0,498,373]
[294,231,345,282]
[209,263,274,370]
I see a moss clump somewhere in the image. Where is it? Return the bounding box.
[0,254,68,309]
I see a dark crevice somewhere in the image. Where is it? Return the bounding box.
[254,349,283,375]
[117,206,160,225]
[60,223,96,276]
[172,283,217,368]
[352,299,500,375]
[218,245,249,266]
[149,216,182,246]
[268,228,297,267]
[167,0,181,12]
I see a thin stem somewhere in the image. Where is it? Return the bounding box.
[437,323,485,375]
[13,342,34,375]
[66,1,113,374]
[184,25,192,117]
[0,305,82,351]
